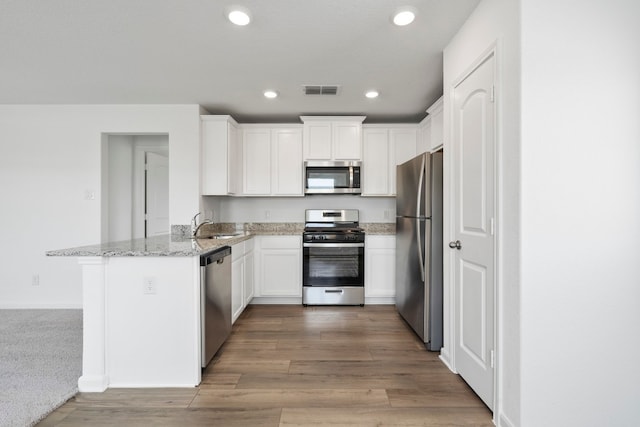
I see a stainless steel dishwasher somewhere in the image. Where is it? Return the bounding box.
[200,246,232,368]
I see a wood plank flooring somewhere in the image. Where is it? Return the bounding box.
[38,305,492,426]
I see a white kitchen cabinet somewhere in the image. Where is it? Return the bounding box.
[241,125,303,196]
[231,241,245,323]
[242,128,272,195]
[201,115,240,195]
[426,97,444,151]
[231,243,244,323]
[362,125,417,196]
[301,116,365,161]
[272,128,304,195]
[365,235,396,303]
[253,235,302,300]
[362,128,390,196]
[243,240,254,306]
[418,115,431,155]
[231,239,255,323]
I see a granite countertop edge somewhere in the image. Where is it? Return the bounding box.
[46,222,396,258]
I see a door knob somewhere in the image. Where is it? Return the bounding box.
[449,240,462,250]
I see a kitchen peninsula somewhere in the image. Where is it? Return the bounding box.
[46,229,254,392]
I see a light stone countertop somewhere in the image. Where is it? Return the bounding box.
[46,222,395,257]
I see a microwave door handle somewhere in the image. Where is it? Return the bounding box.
[349,166,354,188]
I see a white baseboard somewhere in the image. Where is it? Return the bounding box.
[0,303,83,309]
[498,412,515,427]
[249,297,395,305]
[439,347,456,373]
[364,297,395,305]
[78,374,108,392]
[249,297,302,305]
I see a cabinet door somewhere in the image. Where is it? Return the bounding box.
[201,118,229,195]
[243,129,272,195]
[365,236,396,298]
[362,128,390,196]
[231,257,244,323]
[303,122,332,160]
[272,128,303,196]
[427,97,444,151]
[256,236,302,297]
[243,250,254,305]
[260,250,301,296]
[390,128,418,195]
[227,123,240,194]
[418,117,431,155]
[333,122,362,160]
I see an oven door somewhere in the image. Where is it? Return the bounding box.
[303,243,364,287]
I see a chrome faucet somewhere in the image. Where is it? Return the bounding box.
[191,212,213,238]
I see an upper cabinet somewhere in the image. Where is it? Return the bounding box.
[362,125,418,196]
[201,115,240,196]
[241,125,304,197]
[427,97,444,152]
[418,115,431,155]
[301,116,366,161]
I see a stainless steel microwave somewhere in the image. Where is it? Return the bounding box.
[304,161,362,194]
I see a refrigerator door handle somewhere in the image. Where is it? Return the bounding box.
[416,156,425,218]
[416,155,426,282]
[416,218,425,282]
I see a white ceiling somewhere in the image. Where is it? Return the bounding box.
[0,0,480,123]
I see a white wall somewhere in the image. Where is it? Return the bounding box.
[205,196,396,224]
[520,0,640,426]
[0,105,201,308]
[443,0,520,425]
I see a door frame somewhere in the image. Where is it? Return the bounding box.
[132,139,169,238]
[443,42,502,418]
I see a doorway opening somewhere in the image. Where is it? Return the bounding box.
[101,134,169,242]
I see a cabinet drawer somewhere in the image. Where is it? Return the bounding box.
[244,237,254,253]
[366,235,396,249]
[259,235,301,249]
[232,241,245,261]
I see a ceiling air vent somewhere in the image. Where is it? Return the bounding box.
[303,85,340,96]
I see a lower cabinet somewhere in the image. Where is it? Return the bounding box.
[253,235,302,302]
[231,240,254,323]
[243,239,255,306]
[365,235,396,303]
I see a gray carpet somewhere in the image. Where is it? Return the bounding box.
[0,309,82,427]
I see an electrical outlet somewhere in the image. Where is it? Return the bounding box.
[143,277,157,295]
[31,274,40,286]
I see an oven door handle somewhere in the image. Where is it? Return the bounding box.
[303,243,365,248]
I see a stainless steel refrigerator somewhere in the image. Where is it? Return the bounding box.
[395,150,443,351]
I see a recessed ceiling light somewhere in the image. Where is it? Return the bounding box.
[228,7,251,26]
[365,90,379,99]
[264,90,278,99]
[393,8,416,26]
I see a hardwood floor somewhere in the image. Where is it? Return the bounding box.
[38,305,492,426]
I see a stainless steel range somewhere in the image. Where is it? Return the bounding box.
[302,209,365,306]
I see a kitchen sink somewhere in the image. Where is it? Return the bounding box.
[198,233,241,240]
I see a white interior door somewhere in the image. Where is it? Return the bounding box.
[451,53,496,409]
[145,152,169,236]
